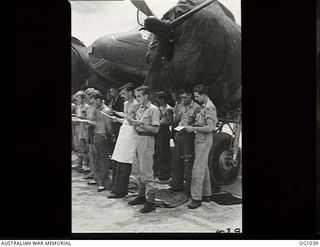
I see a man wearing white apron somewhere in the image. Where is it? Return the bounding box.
[108,83,140,198]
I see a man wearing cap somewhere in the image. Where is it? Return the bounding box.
[108,83,140,198]
[127,85,160,213]
[184,84,218,209]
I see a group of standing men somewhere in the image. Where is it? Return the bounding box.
[72,83,218,213]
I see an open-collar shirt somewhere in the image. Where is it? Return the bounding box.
[135,101,160,133]
[177,100,201,127]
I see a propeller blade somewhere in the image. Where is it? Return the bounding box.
[130,0,155,17]
[170,0,217,28]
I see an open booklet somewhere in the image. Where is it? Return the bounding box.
[113,111,126,118]
[72,117,96,125]
[100,111,117,120]
[174,126,185,132]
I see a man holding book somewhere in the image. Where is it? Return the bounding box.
[184,84,218,209]
[170,87,201,196]
[127,86,161,213]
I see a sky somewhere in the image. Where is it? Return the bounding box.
[71,0,241,47]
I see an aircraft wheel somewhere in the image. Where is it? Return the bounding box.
[209,132,241,185]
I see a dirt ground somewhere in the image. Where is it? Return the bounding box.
[72,153,242,233]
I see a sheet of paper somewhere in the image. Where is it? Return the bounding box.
[100,111,116,120]
[72,117,95,124]
[84,120,96,125]
[174,126,185,131]
[113,111,126,118]
[72,117,81,122]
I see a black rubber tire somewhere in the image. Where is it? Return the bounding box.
[208,132,241,185]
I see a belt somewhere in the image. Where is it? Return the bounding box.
[136,131,156,137]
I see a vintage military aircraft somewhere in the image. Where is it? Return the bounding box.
[72,0,241,186]
[86,26,151,96]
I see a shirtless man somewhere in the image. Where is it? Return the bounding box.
[108,83,140,198]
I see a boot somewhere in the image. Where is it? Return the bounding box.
[128,196,146,205]
[79,167,90,174]
[87,180,98,185]
[188,200,202,209]
[140,202,156,213]
[97,186,106,192]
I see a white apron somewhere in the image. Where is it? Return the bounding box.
[111,120,137,164]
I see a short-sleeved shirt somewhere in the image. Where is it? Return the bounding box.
[135,101,160,133]
[195,98,218,128]
[177,100,201,127]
